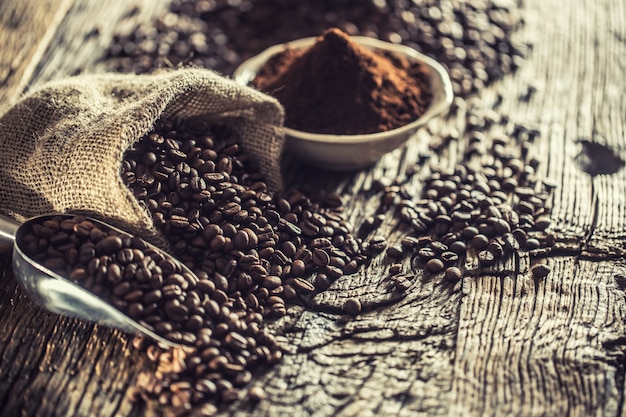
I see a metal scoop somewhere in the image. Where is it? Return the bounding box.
[0,213,180,348]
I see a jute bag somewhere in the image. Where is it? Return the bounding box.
[0,68,284,245]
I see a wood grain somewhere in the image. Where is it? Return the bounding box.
[0,0,625,416]
[0,0,73,106]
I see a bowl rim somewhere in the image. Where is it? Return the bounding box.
[232,35,454,144]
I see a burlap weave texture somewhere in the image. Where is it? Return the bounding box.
[0,68,284,245]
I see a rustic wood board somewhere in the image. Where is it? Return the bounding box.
[0,0,73,107]
[0,0,625,416]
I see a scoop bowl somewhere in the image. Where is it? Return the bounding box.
[0,213,180,348]
[232,35,454,171]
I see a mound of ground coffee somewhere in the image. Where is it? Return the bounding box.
[251,28,433,135]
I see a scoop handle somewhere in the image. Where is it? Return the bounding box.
[0,214,19,243]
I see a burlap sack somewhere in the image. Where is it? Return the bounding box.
[0,68,284,245]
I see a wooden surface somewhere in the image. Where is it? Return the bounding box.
[0,0,625,416]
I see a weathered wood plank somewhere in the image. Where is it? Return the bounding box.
[496,0,626,252]
[0,257,151,417]
[0,0,624,416]
[452,258,626,416]
[0,2,170,417]
[0,0,74,107]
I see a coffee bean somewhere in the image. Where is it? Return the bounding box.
[248,386,266,402]
[440,251,459,265]
[418,247,436,261]
[444,266,463,282]
[461,226,479,239]
[471,234,490,250]
[262,275,282,290]
[386,245,404,259]
[426,258,445,273]
[525,238,541,250]
[343,298,361,316]
[99,235,123,254]
[534,216,551,231]
[487,242,504,258]
[165,299,189,322]
[448,241,467,255]
[531,263,551,278]
[314,273,331,291]
[292,277,315,293]
[107,263,122,284]
[503,232,520,252]
[478,250,495,266]
[312,248,330,266]
[225,332,248,350]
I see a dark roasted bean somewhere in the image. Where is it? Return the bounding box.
[343,298,361,316]
[426,258,445,273]
[478,250,496,266]
[531,263,551,278]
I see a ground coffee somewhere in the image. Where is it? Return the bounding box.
[251,28,432,135]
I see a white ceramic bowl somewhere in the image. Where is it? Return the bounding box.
[232,36,454,171]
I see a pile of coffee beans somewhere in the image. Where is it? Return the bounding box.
[121,117,370,306]
[19,214,283,408]
[94,1,546,414]
[118,116,375,413]
[358,99,555,286]
[103,0,527,97]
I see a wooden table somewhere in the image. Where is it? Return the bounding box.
[1,0,625,416]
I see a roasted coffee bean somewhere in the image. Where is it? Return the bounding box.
[99,235,123,255]
[440,251,459,265]
[343,298,362,316]
[461,226,479,240]
[400,236,420,249]
[418,247,437,261]
[525,238,541,250]
[531,263,551,279]
[426,258,445,273]
[534,216,551,231]
[478,250,496,266]
[314,273,331,291]
[225,332,248,350]
[503,233,520,252]
[292,277,315,294]
[389,264,403,275]
[471,234,490,250]
[367,235,387,253]
[391,274,413,293]
[448,241,467,255]
[487,242,504,258]
[324,266,344,280]
[444,266,463,282]
[248,386,266,402]
[343,260,359,275]
[312,248,330,267]
[429,241,448,254]
[386,245,404,259]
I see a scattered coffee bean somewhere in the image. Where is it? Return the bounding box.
[531,263,551,279]
[444,267,463,283]
[390,273,412,292]
[426,258,445,273]
[343,298,362,316]
[247,386,266,402]
[104,0,527,98]
[478,250,496,266]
